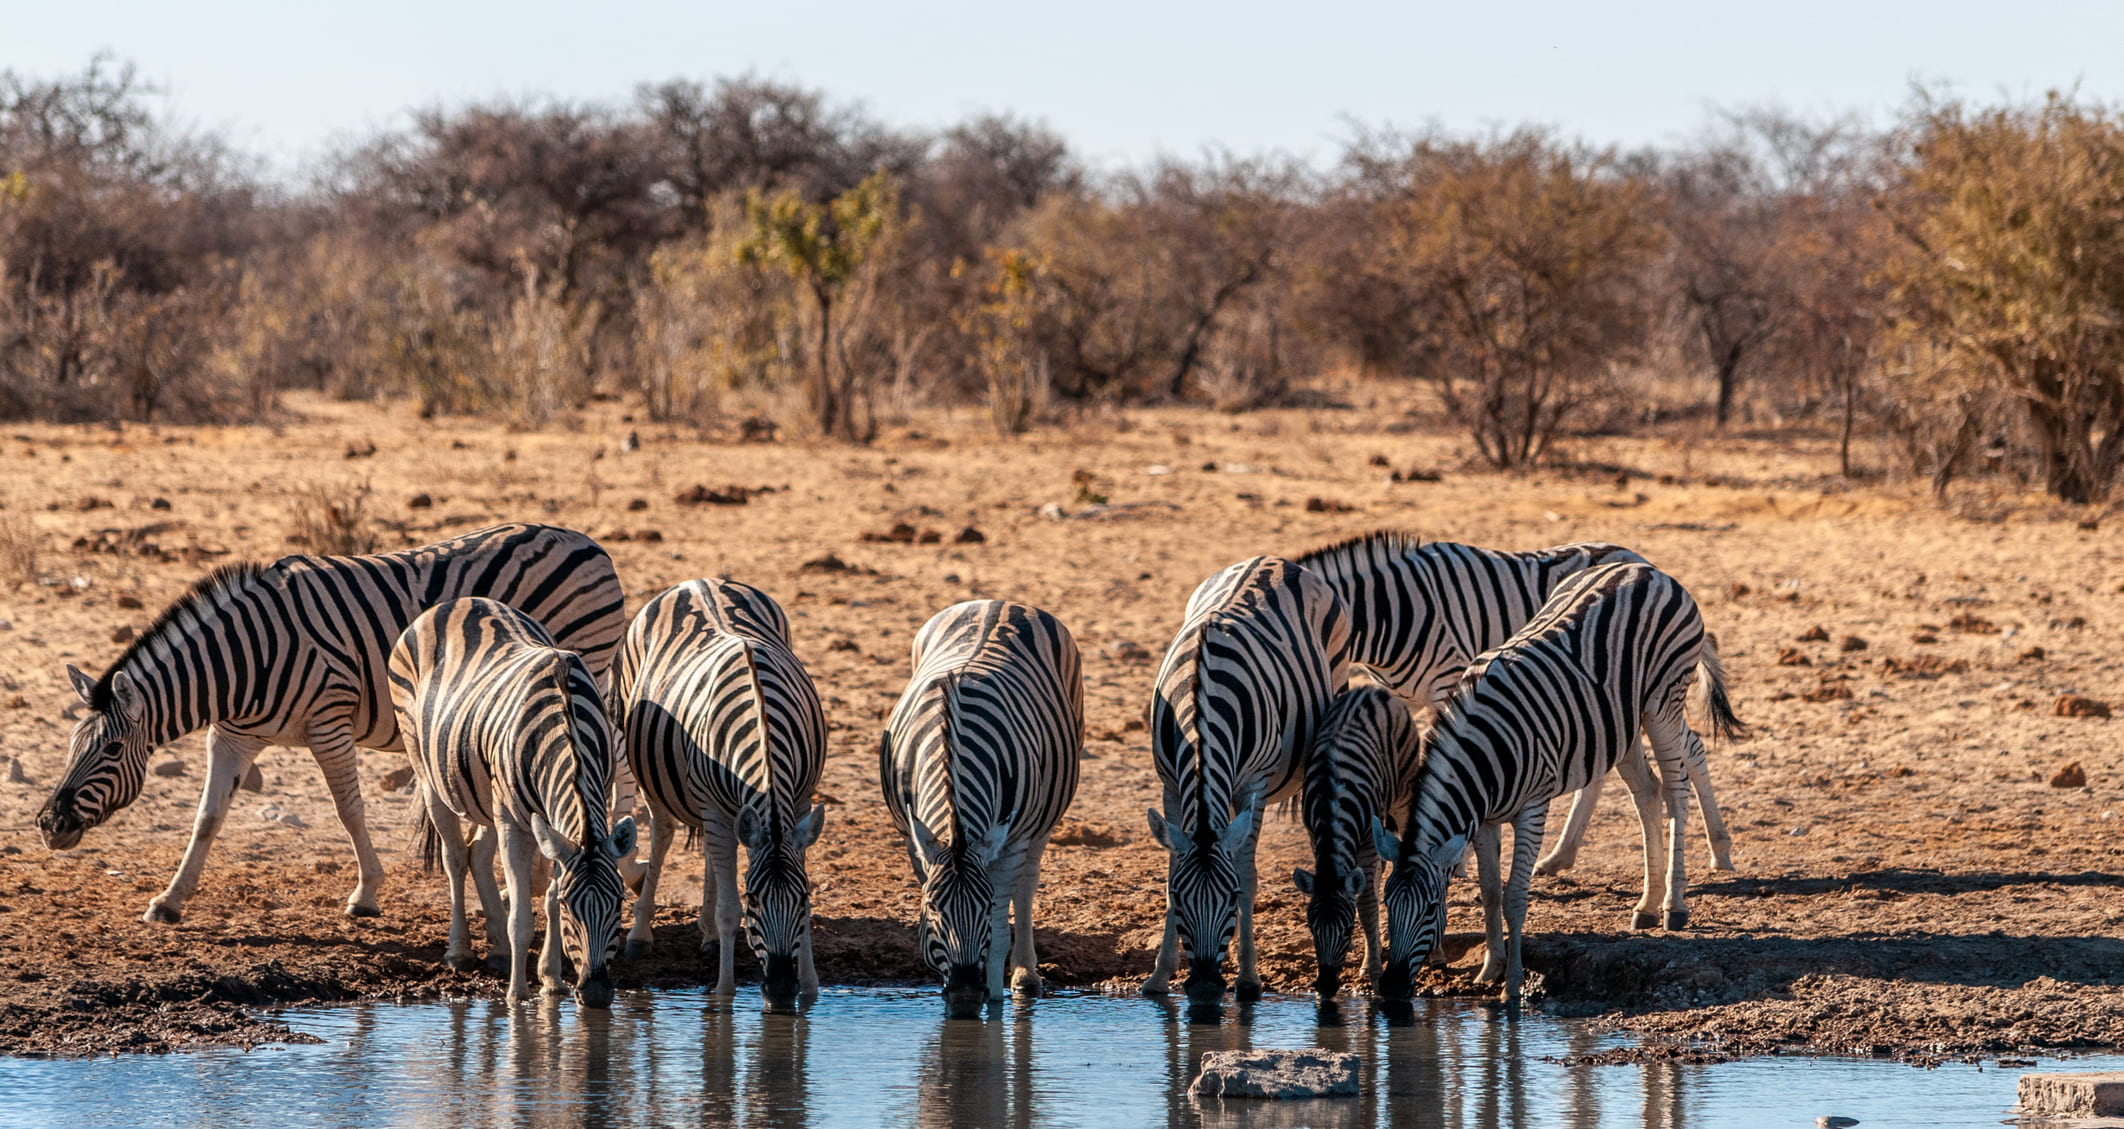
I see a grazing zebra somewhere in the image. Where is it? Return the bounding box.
[390,597,636,1008]
[1143,557,1350,1005]
[1293,681,1420,997]
[880,600,1083,1018]
[1295,530,1734,876]
[37,523,625,924]
[1372,562,1744,1003]
[610,579,828,1007]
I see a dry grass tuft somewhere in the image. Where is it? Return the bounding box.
[287,482,377,556]
[0,516,38,587]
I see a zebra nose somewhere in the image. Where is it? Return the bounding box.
[761,954,802,1009]
[1183,965,1226,1006]
[1378,962,1414,1002]
[943,963,987,1018]
[576,972,614,1010]
[1314,965,1343,998]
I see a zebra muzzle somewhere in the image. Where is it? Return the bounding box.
[761,954,802,1009]
[1377,962,1415,1002]
[576,971,615,1010]
[942,963,987,1018]
[1183,964,1226,1006]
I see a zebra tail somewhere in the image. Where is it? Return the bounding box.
[1693,638,1748,743]
[417,806,441,873]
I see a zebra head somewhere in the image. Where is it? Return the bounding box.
[909,813,1009,1018]
[1292,859,1367,998]
[1147,802,1255,1005]
[737,801,827,1009]
[530,812,638,1010]
[40,664,153,851]
[1373,817,1464,1002]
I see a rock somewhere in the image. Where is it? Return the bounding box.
[2018,645,2046,662]
[407,493,433,509]
[627,498,649,511]
[5,695,27,709]
[152,760,186,778]
[1775,647,1811,667]
[2051,762,2088,789]
[2018,1072,2124,1117]
[116,594,143,609]
[674,484,752,506]
[1797,625,1829,642]
[378,765,416,793]
[1838,635,1868,652]
[257,804,283,823]
[2056,695,2112,719]
[149,497,171,511]
[1190,1049,1358,1100]
[1304,497,1356,513]
[954,526,986,544]
[1817,1118,1859,1129]
[277,811,307,829]
[110,625,135,644]
[1106,640,1152,664]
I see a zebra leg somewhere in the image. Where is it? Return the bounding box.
[469,825,509,972]
[304,723,386,918]
[1614,742,1666,930]
[1357,850,1383,986]
[1233,797,1268,1002]
[1473,822,1506,984]
[797,913,821,1004]
[1502,804,1547,1005]
[500,822,540,1005]
[1681,736,1737,872]
[1010,838,1047,996]
[1536,737,1637,875]
[539,871,566,997]
[1142,907,1181,996]
[424,792,479,971]
[626,804,677,959]
[709,822,741,996]
[985,859,1014,1003]
[1645,713,1699,931]
[143,726,268,924]
[609,753,648,892]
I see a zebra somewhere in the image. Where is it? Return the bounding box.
[880,600,1083,1018]
[1294,530,1734,876]
[1143,557,1350,1005]
[37,523,626,924]
[610,578,828,1008]
[1293,681,1420,997]
[389,597,636,1008]
[1372,561,1745,1003]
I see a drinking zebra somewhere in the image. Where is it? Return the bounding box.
[1143,557,1350,1005]
[37,523,625,924]
[880,600,1083,1018]
[1373,561,1744,1003]
[610,579,828,1007]
[1295,530,1733,876]
[390,597,636,1008]
[1293,682,1420,996]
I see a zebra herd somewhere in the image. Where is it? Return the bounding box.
[35,521,1739,1011]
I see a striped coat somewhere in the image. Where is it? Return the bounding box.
[38,522,623,925]
[1375,562,1743,1003]
[1295,682,1420,995]
[1143,556,1350,1004]
[610,579,828,1004]
[390,597,635,1007]
[880,600,1083,1014]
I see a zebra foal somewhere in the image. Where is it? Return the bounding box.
[1373,562,1744,1004]
[610,579,828,1007]
[1294,681,1420,997]
[37,523,624,924]
[389,598,635,1008]
[1143,557,1349,1005]
[1296,530,1734,876]
[880,600,1082,1018]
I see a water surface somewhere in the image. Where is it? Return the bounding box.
[1,988,2102,1128]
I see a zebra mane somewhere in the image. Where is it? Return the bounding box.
[736,639,783,840]
[550,657,607,848]
[1293,529,1422,572]
[938,671,972,852]
[93,560,267,713]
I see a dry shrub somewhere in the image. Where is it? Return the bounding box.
[0,516,37,587]
[287,482,376,556]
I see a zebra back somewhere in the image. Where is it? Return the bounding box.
[611,579,825,842]
[1302,682,1420,890]
[1294,531,1643,702]
[882,600,1083,860]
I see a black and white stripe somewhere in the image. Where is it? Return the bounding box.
[610,579,828,1007]
[38,523,624,924]
[1296,530,1733,876]
[1374,562,1745,1003]
[1294,681,1420,996]
[1143,557,1350,1005]
[389,597,636,1008]
[880,600,1083,1016]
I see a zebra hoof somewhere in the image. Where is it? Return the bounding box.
[486,952,512,975]
[1139,980,1171,998]
[1664,909,1688,931]
[445,952,482,972]
[346,902,381,919]
[1630,911,1659,931]
[700,940,721,967]
[142,900,183,925]
[625,938,654,961]
[1235,980,1264,1003]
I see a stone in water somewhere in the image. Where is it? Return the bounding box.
[1190,1049,1358,1100]
[2019,1072,2124,1117]
[1817,1118,1858,1129]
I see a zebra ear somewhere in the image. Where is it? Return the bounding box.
[1147,808,1181,853]
[67,663,98,706]
[792,803,827,850]
[109,670,145,721]
[736,805,769,853]
[1217,806,1255,857]
[1428,834,1469,871]
[1292,867,1314,895]
[1372,817,1401,865]
[530,813,582,867]
[974,820,1010,867]
[606,816,637,861]
[909,814,947,870]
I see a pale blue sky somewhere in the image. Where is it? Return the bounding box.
[11,1,2122,174]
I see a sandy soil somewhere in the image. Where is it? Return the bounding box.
[2,390,2120,1061]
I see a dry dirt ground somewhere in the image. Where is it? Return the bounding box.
[2,391,2120,1063]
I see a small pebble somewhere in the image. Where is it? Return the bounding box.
[1819,1117,1858,1129]
[151,760,187,777]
